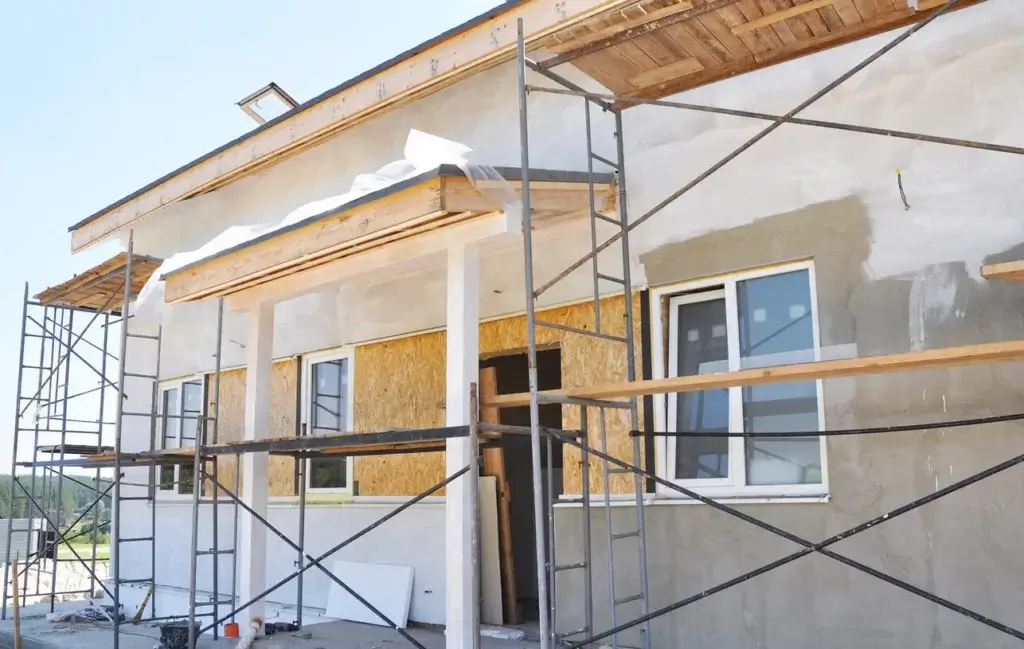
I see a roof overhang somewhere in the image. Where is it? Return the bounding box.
[538,0,985,104]
[34,252,163,314]
[161,166,616,306]
[66,0,638,253]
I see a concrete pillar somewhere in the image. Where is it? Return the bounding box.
[238,301,274,624]
[445,243,479,649]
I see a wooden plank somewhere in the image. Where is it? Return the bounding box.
[546,1,696,53]
[166,176,614,304]
[164,177,446,303]
[617,0,983,101]
[483,340,1024,408]
[629,57,705,87]
[733,0,837,31]
[70,0,638,252]
[981,261,1024,282]
[479,366,518,625]
[223,211,516,310]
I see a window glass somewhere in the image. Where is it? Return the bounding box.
[673,297,730,480]
[737,270,822,486]
[160,388,179,491]
[309,358,348,489]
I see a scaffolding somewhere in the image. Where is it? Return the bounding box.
[5,1,1024,649]
[513,1,1024,649]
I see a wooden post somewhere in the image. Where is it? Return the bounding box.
[11,559,21,649]
[479,367,518,625]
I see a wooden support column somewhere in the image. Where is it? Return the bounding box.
[445,243,479,649]
[238,301,274,625]
[480,367,518,624]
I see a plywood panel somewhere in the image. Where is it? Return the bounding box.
[205,359,298,498]
[353,333,448,496]
[480,296,643,495]
[350,296,643,497]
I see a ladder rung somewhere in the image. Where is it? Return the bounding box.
[118,578,154,584]
[127,333,160,341]
[119,537,153,543]
[555,626,588,641]
[554,561,586,572]
[560,497,585,504]
[538,394,632,410]
[123,372,158,379]
[612,531,640,541]
[534,320,627,343]
[615,593,643,606]
[118,496,152,501]
[593,211,622,227]
[597,273,625,285]
[195,600,235,607]
[590,152,620,170]
[196,549,235,556]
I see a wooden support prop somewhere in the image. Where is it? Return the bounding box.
[479,367,518,625]
[133,584,155,624]
[732,0,838,35]
[981,261,1024,282]
[10,560,21,649]
[484,340,1024,408]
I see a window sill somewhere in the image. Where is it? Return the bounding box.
[554,493,829,508]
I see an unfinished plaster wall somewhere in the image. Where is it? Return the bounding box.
[552,197,1024,649]
[108,0,1024,639]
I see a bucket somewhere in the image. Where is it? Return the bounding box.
[159,621,201,649]
[224,622,240,638]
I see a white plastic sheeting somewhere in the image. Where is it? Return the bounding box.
[133,129,521,324]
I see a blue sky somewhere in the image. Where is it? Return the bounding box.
[0,0,500,472]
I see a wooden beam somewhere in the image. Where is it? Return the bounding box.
[731,0,838,35]
[164,177,613,304]
[478,366,518,625]
[981,261,1024,281]
[70,0,637,253]
[223,211,517,310]
[629,57,704,88]
[483,340,1024,407]
[547,1,695,53]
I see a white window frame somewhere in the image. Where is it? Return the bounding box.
[156,375,206,499]
[650,260,829,499]
[301,347,356,494]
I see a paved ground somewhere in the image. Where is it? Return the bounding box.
[0,601,541,649]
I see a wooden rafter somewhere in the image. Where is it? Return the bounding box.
[981,261,1024,282]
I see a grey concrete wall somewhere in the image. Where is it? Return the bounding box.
[553,198,1024,649]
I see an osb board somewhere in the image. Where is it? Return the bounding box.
[353,333,448,496]
[205,359,299,498]
[480,296,643,495]
[351,295,643,496]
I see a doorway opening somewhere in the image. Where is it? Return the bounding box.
[480,347,562,624]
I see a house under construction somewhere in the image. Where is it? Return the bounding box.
[5,1,1024,648]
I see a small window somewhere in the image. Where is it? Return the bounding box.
[159,378,205,495]
[658,263,827,498]
[303,351,354,491]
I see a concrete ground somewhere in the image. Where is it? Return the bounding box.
[0,601,541,649]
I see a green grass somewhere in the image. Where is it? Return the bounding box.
[58,542,110,561]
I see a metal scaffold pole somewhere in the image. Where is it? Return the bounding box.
[112,233,135,649]
[515,17,552,649]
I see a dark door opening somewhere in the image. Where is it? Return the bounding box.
[481,348,562,623]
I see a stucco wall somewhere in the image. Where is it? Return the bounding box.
[108,0,1024,642]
